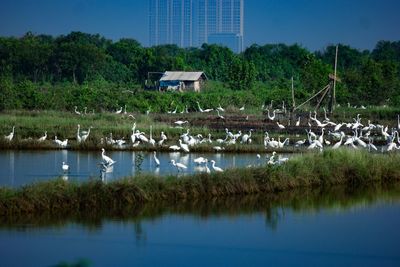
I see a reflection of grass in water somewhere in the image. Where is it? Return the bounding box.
[1,149,400,219]
[0,183,399,233]
[135,152,144,174]
[52,259,91,267]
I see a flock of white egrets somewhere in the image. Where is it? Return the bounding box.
[3,101,400,178]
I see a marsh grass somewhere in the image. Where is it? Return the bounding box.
[1,149,400,215]
[0,107,399,151]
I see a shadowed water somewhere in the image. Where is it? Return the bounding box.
[0,150,286,188]
[0,185,399,267]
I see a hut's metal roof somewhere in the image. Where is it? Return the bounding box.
[160,71,207,81]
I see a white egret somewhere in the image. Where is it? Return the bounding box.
[239,105,245,111]
[217,105,225,112]
[169,145,181,151]
[101,148,116,166]
[318,129,325,144]
[295,139,306,147]
[115,106,123,114]
[74,106,81,115]
[158,135,167,146]
[149,126,156,146]
[76,124,82,143]
[334,123,344,132]
[153,151,160,166]
[213,146,224,152]
[170,159,187,172]
[332,135,344,149]
[130,123,137,144]
[295,117,301,126]
[367,138,378,152]
[179,139,190,153]
[54,136,63,146]
[233,131,242,140]
[81,126,92,142]
[60,139,68,148]
[196,101,204,113]
[210,160,223,172]
[398,115,400,130]
[276,122,285,129]
[160,131,167,141]
[267,152,277,165]
[241,129,253,144]
[205,160,211,174]
[216,109,225,119]
[38,131,47,142]
[174,120,188,126]
[4,126,15,141]
[267,109,276,121]
[278,137,289,148]
[136,130,149,143]
[225,128,234,139]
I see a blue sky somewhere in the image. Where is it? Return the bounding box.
[0,0,399,51]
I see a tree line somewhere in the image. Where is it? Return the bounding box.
[0,31,399,111]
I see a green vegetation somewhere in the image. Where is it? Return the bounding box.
[1,149,399,216]
[1,107,399,151]
[0,32,399,112]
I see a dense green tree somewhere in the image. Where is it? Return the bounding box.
[228,57,257,90]
[0,31,399,109]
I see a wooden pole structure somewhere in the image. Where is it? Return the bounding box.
[332,45,338,112]
[291,76,295,109]
[293,84,330,111]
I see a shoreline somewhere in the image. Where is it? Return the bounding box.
[1,149,399,216]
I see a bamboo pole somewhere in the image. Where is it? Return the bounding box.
[294,84,330,111]
[333,45,338,110]
[291,76,295,108]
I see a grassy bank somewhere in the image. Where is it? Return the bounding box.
[1,149,400,216]
[1,107,399,151]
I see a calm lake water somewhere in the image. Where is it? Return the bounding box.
[0,150,279,188]
[0,187,399,267]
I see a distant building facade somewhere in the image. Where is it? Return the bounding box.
[149,0,244,53]
[197,0,243,52]
[149,0,193,47]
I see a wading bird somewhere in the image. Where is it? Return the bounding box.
[81,126,92,142]
[174,120,188,126]
[153,151,160,166]
[210,160,223,172]
[74,106,81,115]
[38,131,47,142]
[170,160,187,172]
[101,148,116,166]
[277,122,285,129]
[4,126,15,141]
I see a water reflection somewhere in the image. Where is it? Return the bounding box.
[8,151,14,187]
[100,165,114,183]
[0,150,289,188]
[1,183,399,232]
